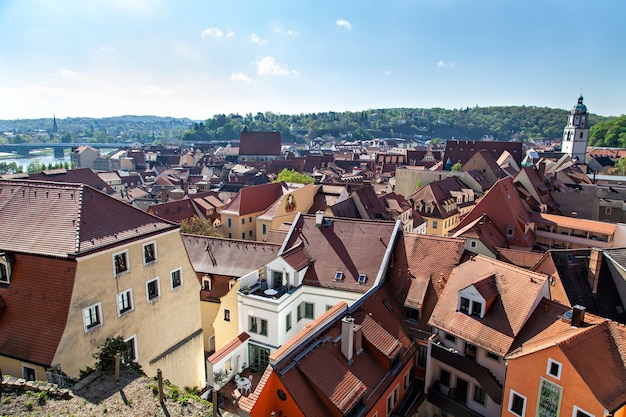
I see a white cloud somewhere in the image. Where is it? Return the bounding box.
[99,46,117,53]
[225,29,235,38]
[272,26,299,36]
[202,27,223,39]
[250,33,268,45]
[56,68,76,78]
[230,72,252,82]
[336,19,351,30]
[255,56,291,76]
[139,84,173,97]
[437,60,456,68]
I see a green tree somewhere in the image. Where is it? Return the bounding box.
[275,168,314,184]
[26,159,45,173]
[451,162,463,172]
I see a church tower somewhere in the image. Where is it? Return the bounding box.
[561,96,589,162]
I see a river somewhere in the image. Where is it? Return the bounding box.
[0,149,72,170]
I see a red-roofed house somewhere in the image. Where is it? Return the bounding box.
[238,131,282,163]
[0,179,205,390]
[424,255,550,417]
[221,182,288,241]
[503,308,626,417]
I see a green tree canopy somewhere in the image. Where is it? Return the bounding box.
[275,168,314,184]
[589,115,626,148]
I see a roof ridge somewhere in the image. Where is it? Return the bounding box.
[74,184,85,253]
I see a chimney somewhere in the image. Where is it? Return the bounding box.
[341,316,355,364]
[315,211,324,227]
[587,249,602,293]
[160,187,168,202]
[571,305,586,327]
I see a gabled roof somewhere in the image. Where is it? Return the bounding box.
[29,167,115,195]
[282,214,399,293]
[508,304,626,413]
[453,177,534,249]
[452,213,508,255]
[496,247,543,269]
[239,131,281,156]
[281,241,311,271]
[148,198,199,223]
[221,182,287,215]
[560,321,626,411]
[182,234,280,277]
[0,180,177,258]
[430,254,548,354]
[444,139,523,166]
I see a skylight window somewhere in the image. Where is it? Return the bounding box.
[335,271,344,281]
[358,273,367,283]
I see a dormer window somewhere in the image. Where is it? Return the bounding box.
[0,253,12,284]
[335,271,344,281]
[506,225,514,237]
[471,302,482,317]
[460,297,470,314]
[358,273,367,283]
[458,295,485,319]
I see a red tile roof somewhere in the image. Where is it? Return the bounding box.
[239,131,281,156]
[361,314,402,359]
[221,182,287,215]
[284,214,399,293]
[444,139,523,166]
[29,167,115,194]
[429,254,548,355]
[0,180,177,258]
[453,177,534,249]
[0,253,76,366]
[207,333,250,364]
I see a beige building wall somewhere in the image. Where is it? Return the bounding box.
[200,300,220,353]
[222,211,263,241]
[52,229,206,389]
[257,184,319,240]
[212,280,242,351]
[0,357,47,381]
[424,214,459,237]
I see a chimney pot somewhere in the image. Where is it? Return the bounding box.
[315,211,324,227]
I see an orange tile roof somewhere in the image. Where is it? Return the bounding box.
[207,333,250,364]
[429,254,548,354]
[297,347,367,414]
[0,180,177,258]
[529,211,617,235]
[360,314,402,359]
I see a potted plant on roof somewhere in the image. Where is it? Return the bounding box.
[241,279,250,295]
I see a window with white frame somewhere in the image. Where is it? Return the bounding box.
[113,250,129,276]
[170,268,183,290]
[82,302,103,332]
[605,207,612,215]
[143,242,157,264]
[508,389,526,417]
[116,288,134,316]
[403,370,411,389]
[386,385,399,416]
[298,302,314,320]
[146,277,160,302]
[572,406,594,417]
[124,334,138,362]
[546,358,562,379]
[0,252,12,284]
[223,308,231,322]
[202,276,211,291]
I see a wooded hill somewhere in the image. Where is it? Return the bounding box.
[1,106,614,145]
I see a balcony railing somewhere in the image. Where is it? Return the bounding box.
[427,385,484,417]
[430,342,502,405]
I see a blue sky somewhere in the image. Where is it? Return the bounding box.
[1,0,624,120]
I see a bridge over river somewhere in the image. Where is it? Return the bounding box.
[0,142,135,157]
